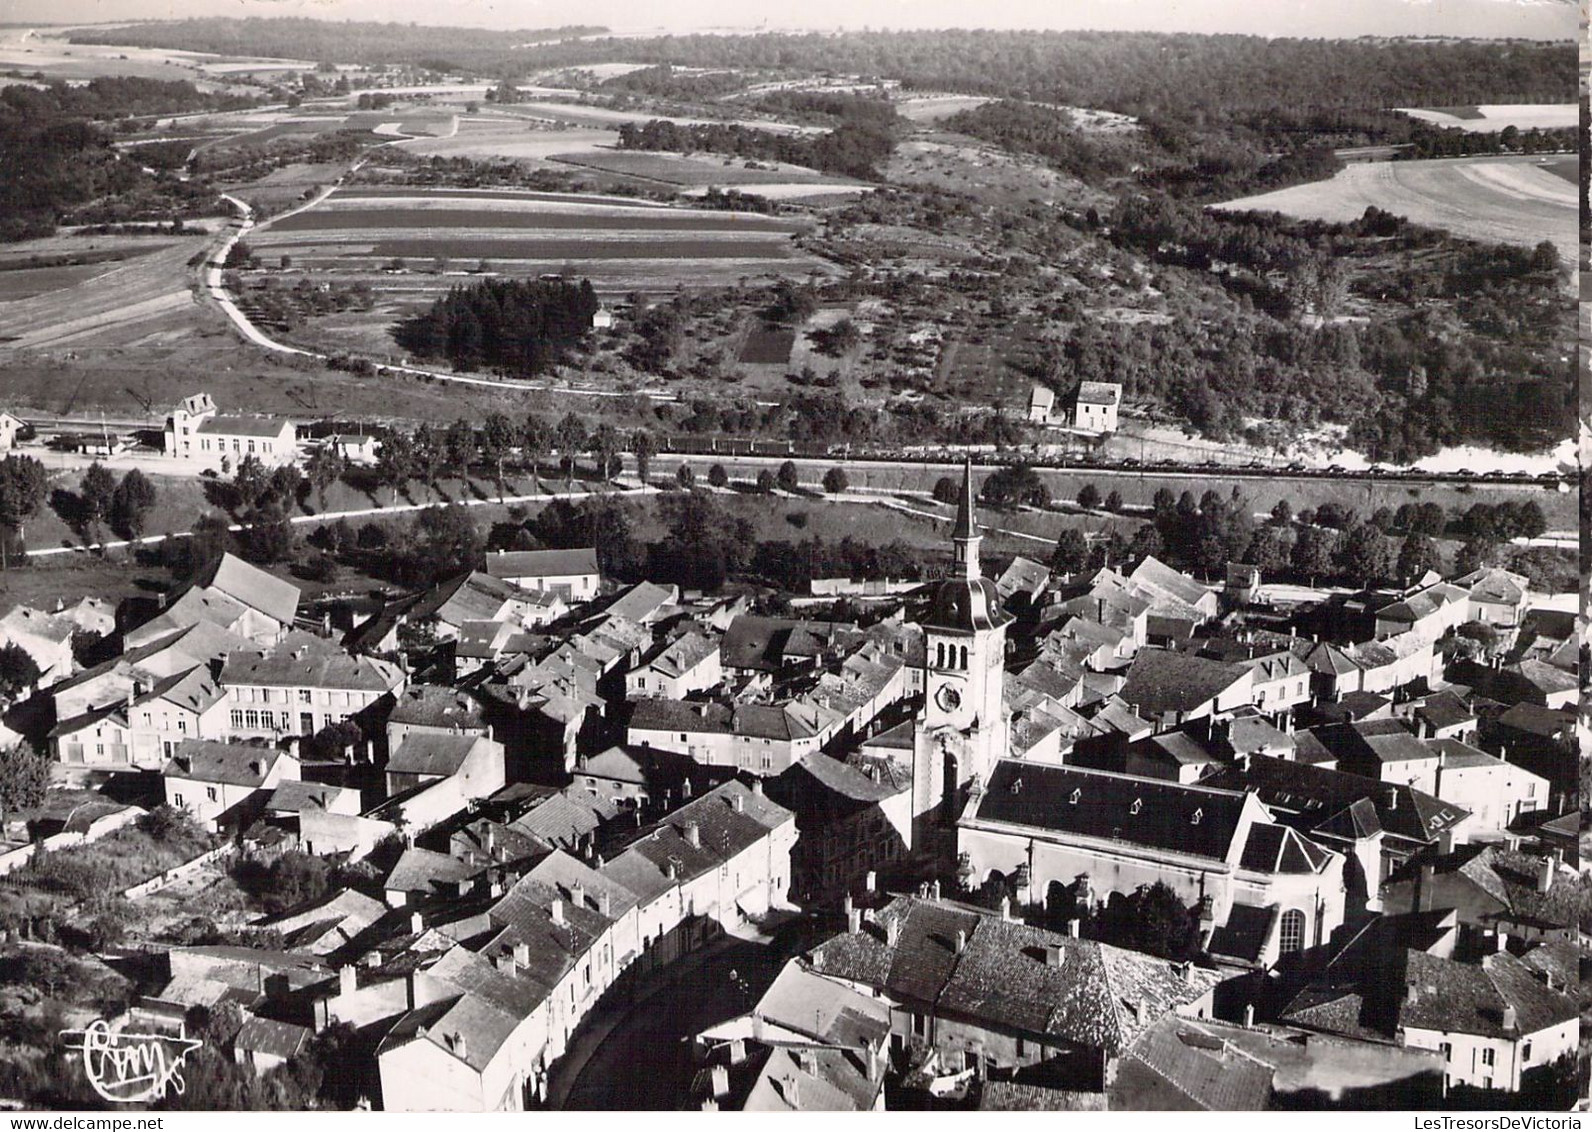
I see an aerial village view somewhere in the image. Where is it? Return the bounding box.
[0,0,1583,1114]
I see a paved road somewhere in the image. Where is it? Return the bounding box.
[555,936,787,1111]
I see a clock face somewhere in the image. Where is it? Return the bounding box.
[935,683,963,712]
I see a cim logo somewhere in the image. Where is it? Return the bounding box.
[60,1020,201,1104]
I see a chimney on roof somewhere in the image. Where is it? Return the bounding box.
[250,759,264,776]
[1065,917,1080,939]
[1045,943,1065,967]
[1502,1004,1517,1031]
[1385,788,1398,811]
[494,952,515,975]
[683,822,700,849]
[449,1032,467,1060]
[550,899,565,926]
[865,870,877,894]
[1414,864,1434,913]
[1405,983,1419,1004]
[709,1064,730,1100]
[885,917,901,948]
[954,929,967,955]
[338,965,357,998]
[730,792,744,814]
[1243,1004,1255,1028]
[570,881,585,909]
[845,894,860,934]
[784,1073,800,1108]
[998,895,1013,922]
[930,879,941,900]
[513,941,529,968]
[1536,855,1554,894]
[599,889,612,915]
[409,911,424,934]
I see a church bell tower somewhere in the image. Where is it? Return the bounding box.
[912,459,1011,847]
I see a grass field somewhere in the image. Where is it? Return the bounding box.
[0,239,208,351]
[0,263,117,302]
[549,150,845,188]
[1213,155,1577,265]
[739,326,796,365]
[1396,104,1577,132]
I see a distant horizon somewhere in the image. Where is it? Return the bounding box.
[0,0,1577,42]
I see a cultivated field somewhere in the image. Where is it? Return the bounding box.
[246,186,838,291]
[1396,104,1577,132]
[0,238,209,351]
[1213,155,1577,265]
[548,149,853,189]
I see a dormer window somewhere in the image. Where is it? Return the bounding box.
[1129,798,1142,816]
[1191,808,1203,825]
[1009,777,1023,796]
[1068,788,1081,805]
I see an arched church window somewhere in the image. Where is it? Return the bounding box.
[1279,908,1306,953]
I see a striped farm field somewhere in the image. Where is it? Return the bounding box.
[1212,155,1576,265]
[246,186,837,289]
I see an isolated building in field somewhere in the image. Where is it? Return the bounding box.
[1071,381,1122,433]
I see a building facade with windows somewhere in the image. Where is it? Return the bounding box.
[220,642,405,742]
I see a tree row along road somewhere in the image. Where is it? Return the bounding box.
[18,479,1060,560]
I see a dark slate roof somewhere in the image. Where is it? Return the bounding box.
[162,740,290,786]
[1119,649,1246,716]
[1414,691,1476,733]
[1207,903,1277,965]
[787,752,906,804]
[1303,720,1436,773]
[1495,702,1572,738]
[1238,823,1332,875]
[195,414,293,439]
[925,576,1012,634]
[1203,755,1467,847]
[979,1082,1107,1111]
[234,1016,311,1061]
[482,548,598,580]
[1112,1015,1274,1110]
[388,684,486,730]
[973,761,1249,864]
[809,896,1222,1055]
[387,732,488,778]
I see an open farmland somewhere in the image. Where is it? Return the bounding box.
[548,149,854,189]
[1212,155,1577,266]
[0,238,208,351]
[1395,103,1577,132]
[246,186,838,291]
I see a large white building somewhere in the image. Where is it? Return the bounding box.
[164,393,298,470]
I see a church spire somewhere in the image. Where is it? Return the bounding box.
[952,457,980,580]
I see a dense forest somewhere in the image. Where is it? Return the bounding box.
[615,115,898,180]
[0,78,251,241]
[71,26,1572,118]
[67,18,605,70]
[391,277,600,375]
